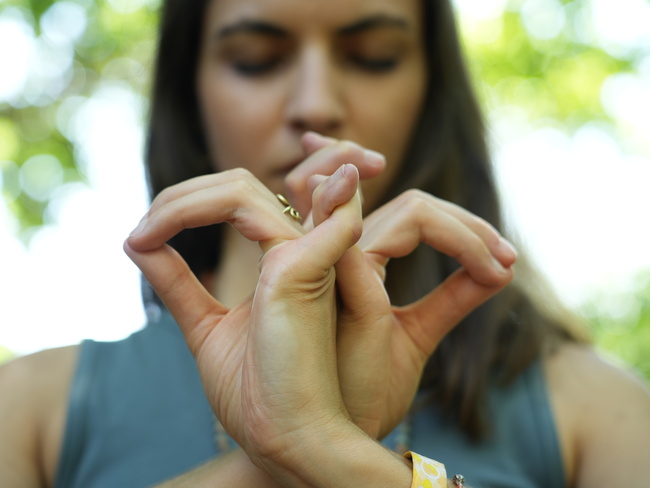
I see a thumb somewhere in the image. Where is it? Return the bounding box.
[267,164,362,275]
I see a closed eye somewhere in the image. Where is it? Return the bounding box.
[349,55,399,73]
[232,58,283,76]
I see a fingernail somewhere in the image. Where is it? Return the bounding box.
[331,164,348,181]
[129,216,148,237]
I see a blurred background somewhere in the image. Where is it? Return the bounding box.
[1,0,649,380]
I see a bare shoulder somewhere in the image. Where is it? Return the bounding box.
[545,342,650,401]
[544,342,650,488]
[0,345,80,488]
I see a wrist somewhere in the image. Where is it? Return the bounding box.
[253,419,413,488]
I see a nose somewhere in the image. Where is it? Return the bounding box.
[285,45,344,136]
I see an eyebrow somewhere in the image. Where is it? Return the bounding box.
[217,21,287,40]
[215,14,410,41]
[337,15,410,36]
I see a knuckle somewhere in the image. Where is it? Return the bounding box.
[227,167,255,180]
[468,214,501,245]
[350,219,363,244]
[401,188,429,201]
[335,141,365,164]
[399,189,431,212]
[154,184,177,206]
[228,174,257,195]
[456,238,486,263]
[470,213,495,232]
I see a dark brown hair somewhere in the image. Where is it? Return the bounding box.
[145,0,586,439]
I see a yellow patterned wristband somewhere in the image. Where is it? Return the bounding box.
[404,451,447,488]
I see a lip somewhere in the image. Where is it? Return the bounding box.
[273,156,303,178]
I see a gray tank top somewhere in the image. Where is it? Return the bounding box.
[54,311,566,488]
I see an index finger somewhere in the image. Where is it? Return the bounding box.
[285,135,385,217]
[128,168,304,254]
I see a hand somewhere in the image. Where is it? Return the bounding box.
[124,166,364,474]
[288,136,516,439]
[333,190,516,438]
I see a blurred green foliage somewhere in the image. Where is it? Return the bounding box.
[0,346,16,365]
[0,0,158,234]
[0,0,648,378]
[1,0,646,235]
[466,10,633,127]
[581,275,650,382]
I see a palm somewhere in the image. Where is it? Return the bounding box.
[334,191,515,440]
[384,312,433,434]
[190,302,250,445]
[166,237,346,457]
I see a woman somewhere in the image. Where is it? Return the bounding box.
[1,0,648,487]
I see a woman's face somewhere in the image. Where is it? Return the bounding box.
[197,0,427,210]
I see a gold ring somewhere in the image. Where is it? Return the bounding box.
[276,194,302,222]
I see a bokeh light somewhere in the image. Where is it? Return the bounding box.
[1,0,649,379]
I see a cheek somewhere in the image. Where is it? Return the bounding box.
[370,76,425,156]
[353,71,426,209]
[199,73,283,173]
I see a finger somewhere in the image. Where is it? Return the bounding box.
[262,164,363,280]
[360,190,513,287]
[335,243,392,437]
[245,201,367,438]
[299,164,363,271]
[309,165,387,318]
[285,137,385,217]
[423,198,517,267]
[397,267,514,357]
[147,172,232,216]
[127,168,304,254]
[123,240,227,354]
[309,163,391,402]
[307,174,328,195]
[306,171,365,231]
[310,164,360,227]
[300,131,337,155]
[296,173,330,233]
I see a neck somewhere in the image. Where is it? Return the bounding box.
[209,225,261,308]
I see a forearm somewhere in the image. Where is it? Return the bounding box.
[153,439,470,488]
[153,449,281,488]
